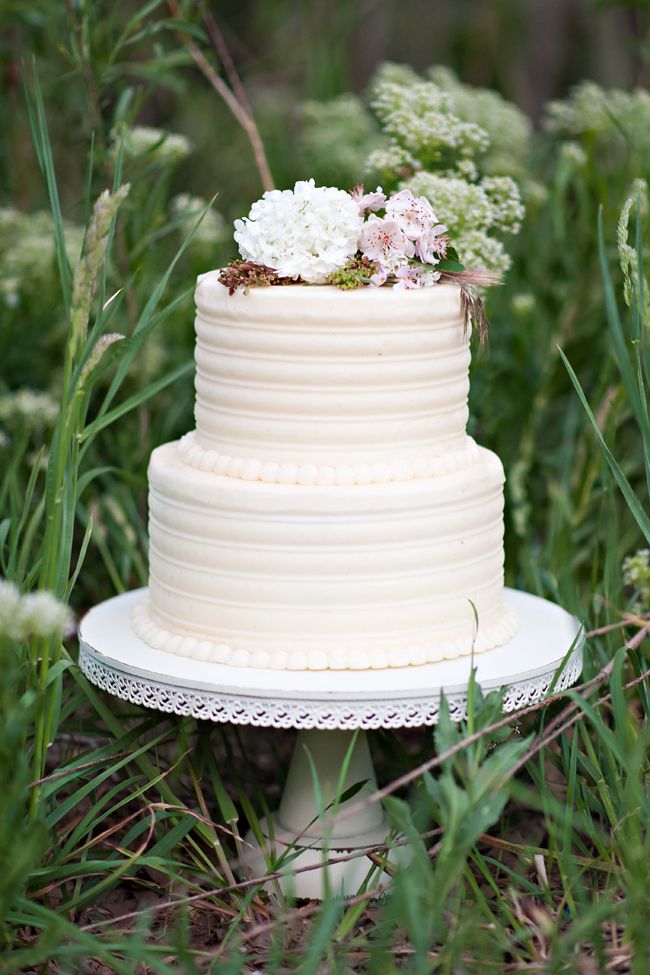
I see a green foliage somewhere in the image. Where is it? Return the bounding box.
[326,255,378,289]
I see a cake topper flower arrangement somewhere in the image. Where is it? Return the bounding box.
[219,178,498,335]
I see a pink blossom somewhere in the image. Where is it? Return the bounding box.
[414,227,448,264]
[369,264,389,286]
[392,265,441,290]
[358,215,415,268]
[350,184,387,213]
[385,189,440,241]
[392,266,420,290]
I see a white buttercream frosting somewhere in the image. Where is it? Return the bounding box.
[133,275,518,670]
[143,440,515,668]
[178,430,483,485]
[193,274,471,466]
[131,597,519,671]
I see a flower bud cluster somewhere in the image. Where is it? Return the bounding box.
[0,579,73,642]
[622,549,650,613]
[110,125,192,165]
[171,194,228,247]
[0,208,83,308]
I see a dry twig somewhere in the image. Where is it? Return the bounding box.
[167,1,274,192]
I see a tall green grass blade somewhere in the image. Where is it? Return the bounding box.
[24,65,73,310]
[80,359,193,442]
[559,348,650,543]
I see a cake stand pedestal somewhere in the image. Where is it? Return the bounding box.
[79,587,583,899]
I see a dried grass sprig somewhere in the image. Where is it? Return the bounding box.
[440,267,502,346]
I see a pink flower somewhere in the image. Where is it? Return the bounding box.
[369,264,389,286]
[385,190,440,241]
[392,265,441,290]
[350,184,387,214]
[414,227,448,264]
[358,215,415,269]
[392,266,420,290]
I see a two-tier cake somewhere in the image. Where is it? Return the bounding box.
[131,272,518,670]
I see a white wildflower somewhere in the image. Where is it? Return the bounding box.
[0,208,83,304]
[0,388,59,428]
[623,549,650,611]
[365,143,418,185]
[481,176,525,235]
[511,293,535,316]
[234,179,363,283]
[0,580,23,641]
[559,141,587,168]
[544,81,650,161]
[371,78,489,166]
[457,229,511,276]
[428,65,532,177]
[0,579,73,641]
[18,591,73,639]
[454,159,479,182]
[371,62,422,90]
[171,194,228,246]
[301,95,379,188]
[111,125,192,165]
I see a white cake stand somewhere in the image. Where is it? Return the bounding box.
[78,587,583,899]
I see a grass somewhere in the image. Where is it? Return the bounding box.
[1,3,650,972]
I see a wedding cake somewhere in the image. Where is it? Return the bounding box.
[131,181,518,670]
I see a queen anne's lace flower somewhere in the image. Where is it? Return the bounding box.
[234,179,363,284]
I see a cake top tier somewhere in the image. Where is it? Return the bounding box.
[197,269,465,321]
[186,271,473,477]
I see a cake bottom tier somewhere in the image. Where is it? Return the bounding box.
[132,441,518,670]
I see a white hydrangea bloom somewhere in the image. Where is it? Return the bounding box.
[234,179,363,283]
